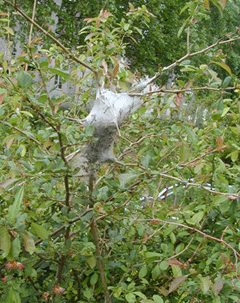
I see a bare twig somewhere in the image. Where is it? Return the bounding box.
[25,0,37,71]
[144,86,236,96]
[169,236,195,260]
[187,236,205,263]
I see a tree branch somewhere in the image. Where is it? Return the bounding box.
[90,216,112,303]
[142,219,240,260]
[88,166,111,302]
[144,86,236,96]
[0,121,50,155]
[158,172,239,199]
[162,36,240,73]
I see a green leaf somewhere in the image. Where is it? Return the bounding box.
[152,264,161,280]
[31,223,49,240]
[87,256,96,268]
[4,26,14,35]
[90,272,98,285]
[213,61,232,75]
[142,154,151,169]
[180,141,190,162]
[171,265,182,278]
[199,275,211,293]
[212,99,224,120]
[169,275,188,293]
[134,291,147,299]
[153,295,164,303]
[49,68,71,80]
[118,173,136,187]
[0,178,18,189]
[226,150,239,162]
[139,264,148,279]
[160,94,175,115]
[85,124,94,137]
[222,76,232,88]
[125,292,136,303]
[0,226,11,257]
[186,211,204,225]
[22,233,35,254]
[18,71,33,89]
[7,287,21,303]
[146,252,162,259]
[83,288,92,300]
[159,260,169,270]
[38,93,48,103]
[8,186,24,223]
[177,20,187,38]
[8,237,21,260]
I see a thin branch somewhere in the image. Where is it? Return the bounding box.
[88,166,111,303]
[35,207,93,245]
[1,121,50,154]
[163,145,229,174]
[30,50,55,114]
[158,172,239,199]
[144,86,236,96]
[162,36,240,73]
[187,236,205,263]
[169,236,195,260]
[143,218,240,260]
[90,216,112,303]
[131,35,240,93]
[55,123,71,282]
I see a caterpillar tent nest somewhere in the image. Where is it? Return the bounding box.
[66,87,143,182]
[65,73,160,182]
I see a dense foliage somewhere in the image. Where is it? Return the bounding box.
[1,0,240,302]
[6,0,240,76]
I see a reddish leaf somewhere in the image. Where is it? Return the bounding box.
[112,63,119,77]
[0,93,6,105]
[213,278,224,295]
[228,195,238,200]
[22,234,35,254]
[167,259,185,267]
[102,59,108,74]
[221,253,228,265]
[169,275,188,293]
[187,161,201,167]
[53,285,65,295]
[219,0,226,8]
[203,0,210,8]
[216,137,223,148]
[174,93,184,107]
